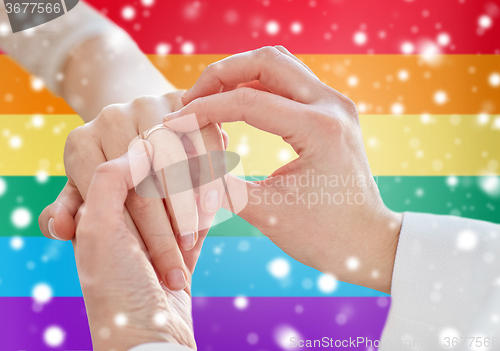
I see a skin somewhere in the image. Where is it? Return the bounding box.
[40,94,224,290]
[165,46,404,294]
[75,141,195,351]
[38,36,227,290]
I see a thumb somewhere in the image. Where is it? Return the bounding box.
[38,180,83,241]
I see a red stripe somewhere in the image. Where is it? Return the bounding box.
[83,0,500,54]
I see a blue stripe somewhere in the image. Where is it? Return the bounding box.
[0,237,387,297]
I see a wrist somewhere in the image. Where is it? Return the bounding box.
[85,296,195,350]
[91,325,182,351]
[365,207,403,294]
[317,203,402,295]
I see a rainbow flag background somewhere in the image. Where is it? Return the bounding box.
[0,0,499,349]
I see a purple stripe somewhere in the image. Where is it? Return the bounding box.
[0,297,390,350]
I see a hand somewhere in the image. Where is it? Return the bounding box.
[75,140,195,351]
[165,46,403,294]
[39,92,226,290]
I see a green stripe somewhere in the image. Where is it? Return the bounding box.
[0,176,498,237]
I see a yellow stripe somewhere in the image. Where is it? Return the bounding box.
[1,55,499,114]
[0,115,81,176]
[1,114,498,176]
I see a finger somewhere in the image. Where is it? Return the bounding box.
[85,140,153,222]
[185,122,225,216]
[127,181,189,291]
[66,127,150,254]
[126,137,190,290]
[181,46,326,105]
[165,90,316,154]
[216,173,279,231]
[38,180,83,241]
[146,127,199,251]
[273,45,317,77]
[95,99,193,287]
[221,128,229,150]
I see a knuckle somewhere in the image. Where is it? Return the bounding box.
[204,62,218,76]
[311,110,343,135]
[131,96,160,113]
[174,211,196,224]
[126,192,155,212]
[132,95,153,106]
[235,87,260,109]
[200,124,223,146]
[96,104,125,128]
[192,95,207,111]
[151,244,180,262]
[257,46,281,60]
[189,96,215,123]
[340,97,359,119]
[153,141,185,168]
[65,125,89,155]
[94,161,120,179]
[273,45,288,53]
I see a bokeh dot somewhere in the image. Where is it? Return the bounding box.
[0,177,6,196]
[121,6,135,20]
[266,21,280,35]
[43,326,65,347]
[10,236,24,250]
[234,296,249,310]
[247,332,259,345]
[267,258,290,279]
[456,230,478,251]
[317,273,338,293]
[32,283,52,304]
[11,207,32,228]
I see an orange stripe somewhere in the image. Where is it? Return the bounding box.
[1,54,499,114]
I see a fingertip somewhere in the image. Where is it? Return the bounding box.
[46,211,75,241]
[203,188,221,214]
[48,218,62,240]
[179,231,197,251]
[163,111,180,124]
[39,205,70,241]
[165,268,188,291]
[181,88,193,104]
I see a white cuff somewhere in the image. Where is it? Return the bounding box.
[380,212,500,350]
[128,342,194,351]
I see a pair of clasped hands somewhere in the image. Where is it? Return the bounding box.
[38,47,403,350]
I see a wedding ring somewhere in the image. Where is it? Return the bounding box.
[141,124,176,140]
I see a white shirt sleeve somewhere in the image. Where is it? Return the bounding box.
[0,1,127,95]
[380,212,500,351]
[128,342,194,351]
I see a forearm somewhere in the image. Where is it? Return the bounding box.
[0,1,175,122]
[61,34,175,122]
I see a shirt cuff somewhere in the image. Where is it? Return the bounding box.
[380,212,500,350]
[128,342,194,351]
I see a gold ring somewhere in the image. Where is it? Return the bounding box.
[141,124,176,140]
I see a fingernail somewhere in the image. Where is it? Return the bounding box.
[181,88,192,101]
[48,218,62,240]
[165,269,187,291]
[205,189,220,213]
[179,231,196,250]
[163,111,180,124]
